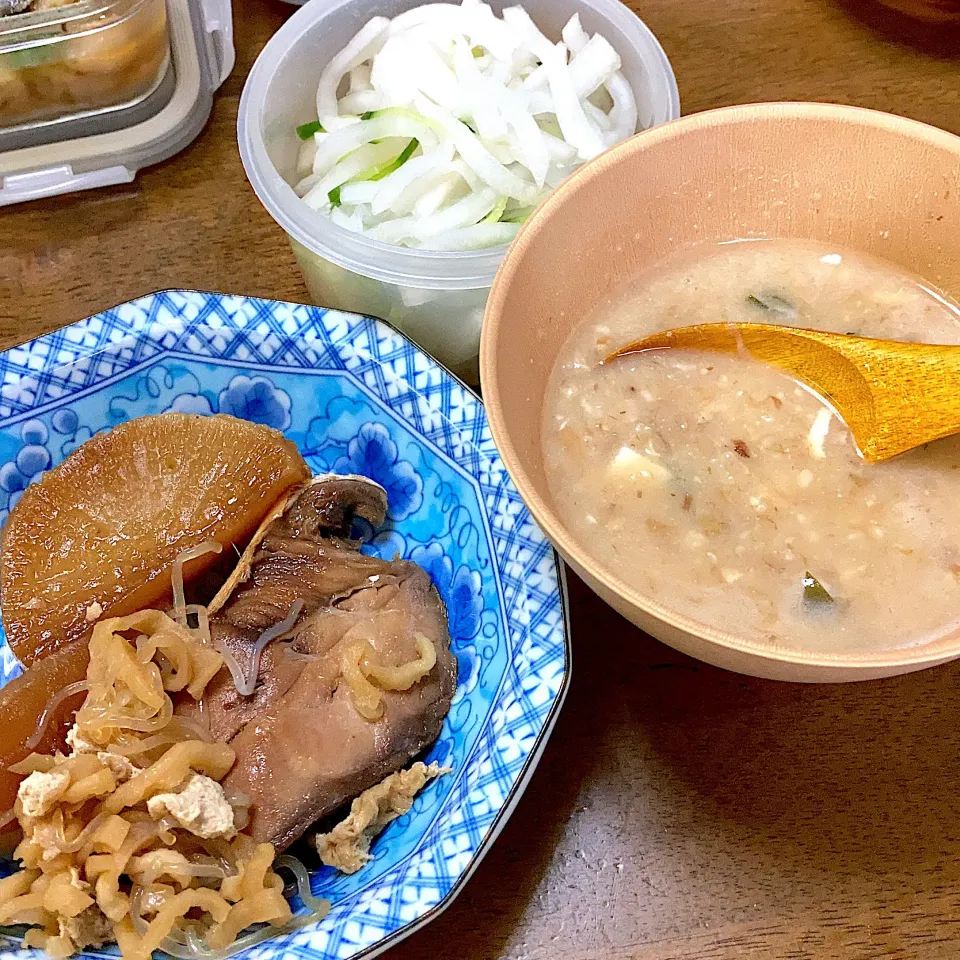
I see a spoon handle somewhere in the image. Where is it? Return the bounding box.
[854,337,960,461]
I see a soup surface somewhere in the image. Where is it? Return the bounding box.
[542,240,960,654]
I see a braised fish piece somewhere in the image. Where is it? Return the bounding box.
[182,475,457,850]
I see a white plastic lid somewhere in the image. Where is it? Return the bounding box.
[0,0,234,206]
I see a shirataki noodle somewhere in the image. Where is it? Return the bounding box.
[0,600,327,960]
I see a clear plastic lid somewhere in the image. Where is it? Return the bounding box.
[0,0,233,205]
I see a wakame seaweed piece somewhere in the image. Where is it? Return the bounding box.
[746,292,799,321]
[802,572,834,604]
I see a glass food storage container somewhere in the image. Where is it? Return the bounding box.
[0,0,169,131]
[0,0,234,204]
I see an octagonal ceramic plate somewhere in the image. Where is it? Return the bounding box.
[0,291,570,960]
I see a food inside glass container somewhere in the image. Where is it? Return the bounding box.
[0,0,169,129]
[542,239,960,655]
[0,0,79,17]
[0,413,457,959]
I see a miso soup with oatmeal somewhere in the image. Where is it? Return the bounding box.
[542,240,960,654]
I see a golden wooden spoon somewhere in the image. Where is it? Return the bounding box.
[605,322,960,463]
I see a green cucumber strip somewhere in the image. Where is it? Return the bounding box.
[356,138,419,183]
[537,117,563,139]
[327,139,418,207]
[296,120,325,140]
[484,196,509,223]
[500,206,535,224]
[365,107,441,130]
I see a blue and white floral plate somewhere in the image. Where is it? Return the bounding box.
[0,291,571,960]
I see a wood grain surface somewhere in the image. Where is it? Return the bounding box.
[2,1,960,958]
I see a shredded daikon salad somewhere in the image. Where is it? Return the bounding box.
[293,0,638,251]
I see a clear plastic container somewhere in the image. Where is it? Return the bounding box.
[238,0,680,384]
[0,0,169,130]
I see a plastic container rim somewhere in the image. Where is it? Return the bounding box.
[237,0,680,291]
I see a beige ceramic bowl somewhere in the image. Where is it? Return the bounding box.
[481,102,960,683]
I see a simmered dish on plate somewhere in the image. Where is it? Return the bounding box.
[0,413,456,958]
[542,240,960,654]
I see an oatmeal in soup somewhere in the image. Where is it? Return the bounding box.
[542,240,960,653]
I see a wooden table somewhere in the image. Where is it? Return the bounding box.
[3,1,960,957]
